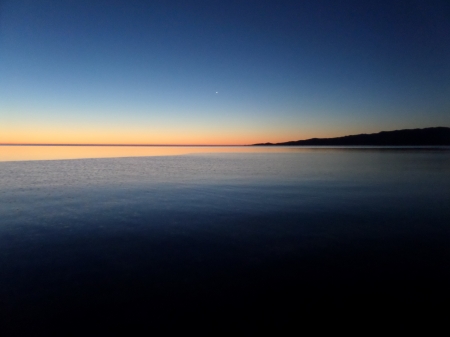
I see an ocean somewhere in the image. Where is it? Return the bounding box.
[1,146,449,331]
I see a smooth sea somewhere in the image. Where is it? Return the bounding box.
[1,146,449,331]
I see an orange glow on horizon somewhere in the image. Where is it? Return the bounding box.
[0,145,317,162]
[0,126,341,146]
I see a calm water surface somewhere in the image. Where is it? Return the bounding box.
[0,145,298,161]
[1,146,449,330]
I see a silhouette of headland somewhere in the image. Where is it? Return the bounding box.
[254,127,450,146]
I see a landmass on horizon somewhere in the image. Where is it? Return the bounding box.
[254,127,450,146]
[2,127,450,147]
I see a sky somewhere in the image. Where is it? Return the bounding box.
[1,0,449,145]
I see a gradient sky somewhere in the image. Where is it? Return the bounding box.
[1,0,449,145]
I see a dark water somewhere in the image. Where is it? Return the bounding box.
[1,148,449,331]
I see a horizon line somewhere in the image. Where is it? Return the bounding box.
[2,127,447,147]
[0,143,250,147]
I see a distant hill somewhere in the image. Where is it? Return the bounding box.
[254,127,450,146]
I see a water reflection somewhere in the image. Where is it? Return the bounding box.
[0,145,280,162]
[1,145,449,162]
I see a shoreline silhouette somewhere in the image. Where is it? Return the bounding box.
[254,127,450,146]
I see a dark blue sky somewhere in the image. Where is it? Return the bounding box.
[1,0,449,144]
